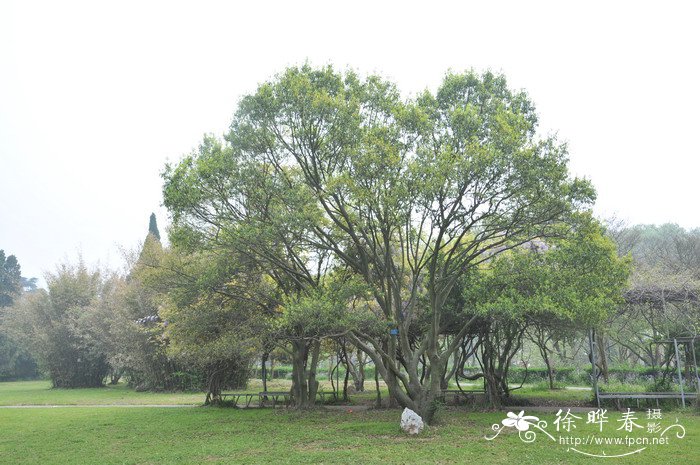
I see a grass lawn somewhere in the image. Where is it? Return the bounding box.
[0,379,664,410]
[510,384,592,406]
[0,379,351,406]
[0,380,205,406]
[0,406,697,464]
[1,380,697,463]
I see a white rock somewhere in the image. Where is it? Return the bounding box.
[400,407,424,435]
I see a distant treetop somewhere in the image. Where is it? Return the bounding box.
[0,249,23,307]
[148,213,161,242]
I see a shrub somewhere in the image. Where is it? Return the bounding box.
[9,262,114,388]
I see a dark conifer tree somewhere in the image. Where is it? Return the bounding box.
[148,213,161,242]
[0,250,22,308]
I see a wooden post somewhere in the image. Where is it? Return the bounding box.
[673,338,685,408]
[690,338,700,397]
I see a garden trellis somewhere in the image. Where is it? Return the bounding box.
[590,330,699,408]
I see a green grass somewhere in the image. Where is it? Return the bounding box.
[1,380,697,463]
[0,379,676,410]
[0,380,205,405]
[0,406,697,464]
[511,384,593,406]
[0,379,356,406]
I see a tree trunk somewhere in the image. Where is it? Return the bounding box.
[307,340,321,403]
[374,364,382,408]
[441,350,459,390]
[420,356,446,424]
[261,352,269,393]
[109,369,122,385]
[536,336,555,389]
[205,364,224,405]
[346,289,483,424]
[348,329,453,423]
[544,350,555,389]
[290,340,309,408]
[343,363,350,401]
[330,354,340,396]
[347,348,366,392]
[597,334,609,383]
[357,350,366,391]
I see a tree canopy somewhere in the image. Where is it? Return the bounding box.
[162,64,600,421]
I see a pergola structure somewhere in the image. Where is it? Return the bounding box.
[589,331,699,408]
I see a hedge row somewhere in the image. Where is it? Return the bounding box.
[463,366,671,384]
[252,364,670,385]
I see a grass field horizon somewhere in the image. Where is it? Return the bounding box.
[0,379,598,407]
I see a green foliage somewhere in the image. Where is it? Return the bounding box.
[464,215,630,328]
[0,251,40,381]
[21,277,38,292]
[160,64,606,419]
[110,234,175,390]
[0,250,22,308]
[274,276,373,341]
[151,247,266,397]
[0,329,38,381]
[7,260,114,387]
[454,216,631,399]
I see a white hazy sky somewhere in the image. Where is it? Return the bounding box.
[1,1,699,284]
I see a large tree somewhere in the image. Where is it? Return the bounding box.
[164,65,594,422]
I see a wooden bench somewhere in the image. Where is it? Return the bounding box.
[441,389,484,403]
[597,391,697,409]
[258,391,291,408]
[316,391,338,403]
[441,389,484,396]
[220,393,257,407]
[222,390,342,408]
[597,392,697,399]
